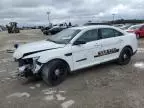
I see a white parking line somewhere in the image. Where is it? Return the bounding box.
[61,100,75,108]
[0,58,14,64]
[138,48,144,51]
[6,92,30,98]
[44,95,54,101]
[29,86,36,90]
[134,62,144,69]
[56,94,66,101]
[0,70,6,73]
[138,48,144,53]
[35,84,41,88]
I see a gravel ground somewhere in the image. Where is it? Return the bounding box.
[0,29,144,108]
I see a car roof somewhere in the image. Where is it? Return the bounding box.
[69,25,115,30]
[69,25,127,35]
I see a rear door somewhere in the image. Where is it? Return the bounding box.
[97,28,124,62]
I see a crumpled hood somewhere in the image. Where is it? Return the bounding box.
[13,40,65,59]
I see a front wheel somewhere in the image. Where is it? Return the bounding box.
[117,47,132,65]
[41,60,68,86]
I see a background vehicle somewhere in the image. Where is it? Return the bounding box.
[0,28,2,32]
[120,24,132,30]
[41,23,53,32]
[6,22,20,33]
[126,24,144,38]
[43,26,67,35]
[41,26,51,32]
[84,22,109,26]
[43,23,68,35]
[113,24,124,28]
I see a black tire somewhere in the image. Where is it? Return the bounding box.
[41,60,68,86]
[117,47,132,65]
[48,32,51,35]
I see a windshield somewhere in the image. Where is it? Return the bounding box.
[47,29,81,44]
[128,25,141,30]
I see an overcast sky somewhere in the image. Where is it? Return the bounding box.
[0,0,144,26]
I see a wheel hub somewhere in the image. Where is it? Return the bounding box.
[54,69,60,76]
[123,54,128,59]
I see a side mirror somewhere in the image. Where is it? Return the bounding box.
[73,40,86,45]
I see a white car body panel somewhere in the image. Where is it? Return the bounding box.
[13,25,138,74]
[13,40,65,59]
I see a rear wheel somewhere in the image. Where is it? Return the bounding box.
[41,60,68,86]
[117,47,132,65]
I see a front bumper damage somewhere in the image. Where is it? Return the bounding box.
[16,58,43,77]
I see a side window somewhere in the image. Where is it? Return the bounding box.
[101,28,114,39]
[100,28,123,39]
[113,29,123,37]
[77,29,98,42]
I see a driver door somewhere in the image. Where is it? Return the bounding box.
[71,29,101,70]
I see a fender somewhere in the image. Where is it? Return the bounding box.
[23,47,74,71]
[38,55,73,71]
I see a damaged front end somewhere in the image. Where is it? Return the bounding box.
[13,40,65,79]
[17,57,42,78]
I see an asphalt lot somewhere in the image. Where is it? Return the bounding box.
[0,29,144,108]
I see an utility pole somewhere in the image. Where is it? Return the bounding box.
[112,13,115,25]
[47,11,51,25]
[92,16,95,22]
[69,16,71,22]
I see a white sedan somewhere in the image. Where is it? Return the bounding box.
[13,25,138,86]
